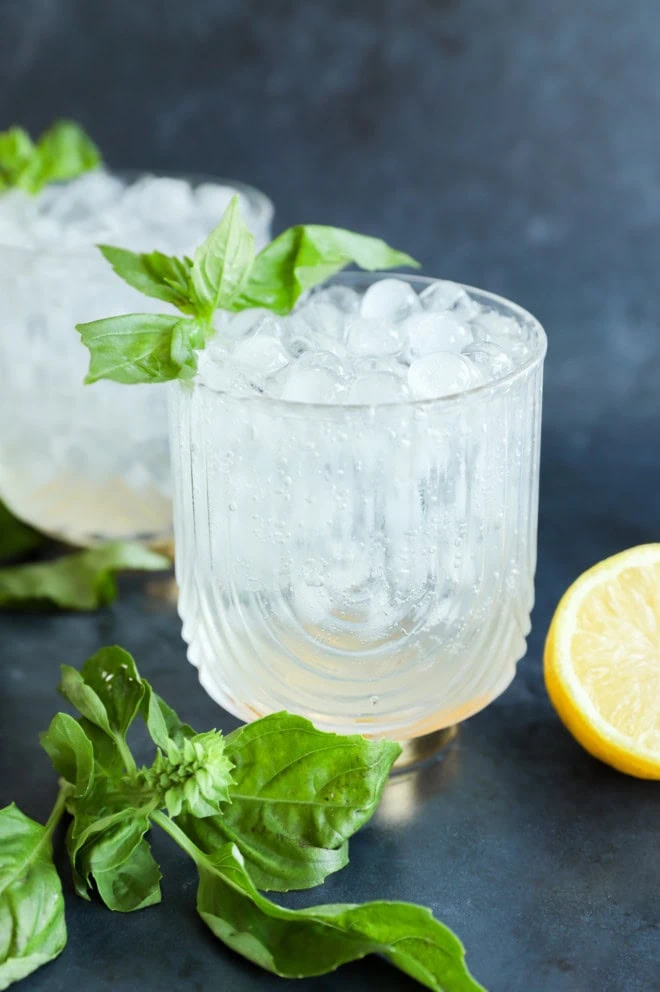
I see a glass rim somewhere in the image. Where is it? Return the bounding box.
[192,272,547,412]
[0,167,275,259]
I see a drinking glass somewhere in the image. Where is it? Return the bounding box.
[169,274,546,739]
[0,174,273,546]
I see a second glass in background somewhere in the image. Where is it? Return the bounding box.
[0,171,274,546]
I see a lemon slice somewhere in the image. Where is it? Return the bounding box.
[544,544,660,779]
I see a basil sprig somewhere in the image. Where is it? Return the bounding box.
[0,646,485,991]
[78,197,419,385]
[0,120,100,195]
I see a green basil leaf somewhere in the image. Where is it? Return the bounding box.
[32,120,100,188]
[179,712,400,891]
[0,804,67,988]
[40,713,94,798]
[77,313,199,384]
[81,817,161,913]
[0,127,34,180]
[191,194,255,316]
[0,500,43,563]
[170,317,206,368]
[236,225,420,314]
[178,812,347,895]
[140,682,196,751]
[0,541,169,610]
[77,719,124,778]
[196,843,485,992]
[59,667,113,736]
[98,246,195,312]
[78,646,144,738]
[65,777,150,902]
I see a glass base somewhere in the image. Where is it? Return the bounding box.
[392,725,458,772]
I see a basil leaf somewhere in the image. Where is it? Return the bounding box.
[78,313,200,384]
[178,812,348,895]
[236,225,420,314]
[0,500,43,563]
[98,246,195,313]
[179,712,400,891]
[40,713,94,798]
[81,817,161,913]
[196,843,485,992]
[0,120,100,195]
[59,667,113,737]
[0,804,67,988]
[59,646,144,782]
[79,646,145,738]
[0,541,169,610]
[77,718,124,778]
[191,194,255,317]
[0,127,36,192]
[65,779,150,902]
[140,683,195,751]
[32,120,100,189]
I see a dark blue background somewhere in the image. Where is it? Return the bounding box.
[1,3,658,990]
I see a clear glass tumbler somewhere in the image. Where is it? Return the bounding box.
[170,275,546,739]
[0,174,273,546]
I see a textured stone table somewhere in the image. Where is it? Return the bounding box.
[1,512,658,992]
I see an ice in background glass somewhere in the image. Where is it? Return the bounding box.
[0,171,273,545]
[170,273,546,739]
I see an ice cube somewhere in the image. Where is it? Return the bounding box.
[280,351,348,403]
[311,285,361,313]
[40,170,125,226]
[218,308,273,339]
[348,371,411,405]
[472,310,529,362]
[0,190,41,247]
[360,278,421,322]
[282,302,347,359]
[345,316,408,357]
[408,352,483,400]
[420,280,480,319]
[462,341,513,381]
[121,176,195,225]
[195,183,238,222]
[403,312,473,358]
[232,333,289,376]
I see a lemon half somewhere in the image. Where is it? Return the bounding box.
[544,544,660,779]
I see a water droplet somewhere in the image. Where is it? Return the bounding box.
[228,501,237,511]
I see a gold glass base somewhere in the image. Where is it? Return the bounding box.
[393,724,458,772]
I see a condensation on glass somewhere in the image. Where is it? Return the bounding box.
[0,174,273,546]
[170,276,546,739]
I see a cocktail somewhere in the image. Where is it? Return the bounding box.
[77,205,546,741]
[0,165,273,545]
[169,277,546,739]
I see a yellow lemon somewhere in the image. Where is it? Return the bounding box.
[544,544,660,779]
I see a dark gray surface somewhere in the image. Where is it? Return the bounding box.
[1,1,660,990]
[1,574,659,992]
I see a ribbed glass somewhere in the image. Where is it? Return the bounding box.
[0,174,273,546]
[170,277,546,739]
